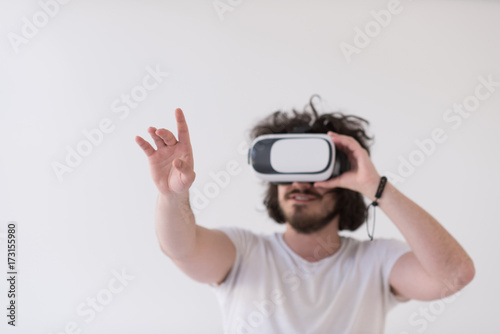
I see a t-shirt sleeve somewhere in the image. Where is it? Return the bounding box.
[208,226,258,296]
[377,238,412,308]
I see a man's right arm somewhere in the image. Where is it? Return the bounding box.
[155,192,236,285]
[135,108,236,286]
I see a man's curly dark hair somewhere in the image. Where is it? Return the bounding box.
[249,95,374,231]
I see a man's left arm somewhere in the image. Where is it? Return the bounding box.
[314,131,475,301]
[371,181,474,301]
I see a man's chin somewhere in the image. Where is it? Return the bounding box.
[287,217,330,234]
[289,223,328,235]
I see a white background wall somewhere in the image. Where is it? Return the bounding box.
[1,0,499,333]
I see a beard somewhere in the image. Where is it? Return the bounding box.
[278,190,339,234]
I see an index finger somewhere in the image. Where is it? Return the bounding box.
[327,131,363,160]
[175,108,191,145]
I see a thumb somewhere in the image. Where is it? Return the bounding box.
[173,158,196,180]
[173,158,183,170]
[314,176,342,189]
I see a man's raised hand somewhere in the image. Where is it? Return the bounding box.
[135,108,196,196]
[313,131,380,199]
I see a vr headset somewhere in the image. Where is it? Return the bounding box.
[248,133,350,184]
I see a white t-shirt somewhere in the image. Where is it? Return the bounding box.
[210,227,411,334]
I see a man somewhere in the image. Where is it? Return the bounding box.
[135,100,475,333]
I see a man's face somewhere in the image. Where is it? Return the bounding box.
[277,182,338,234]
